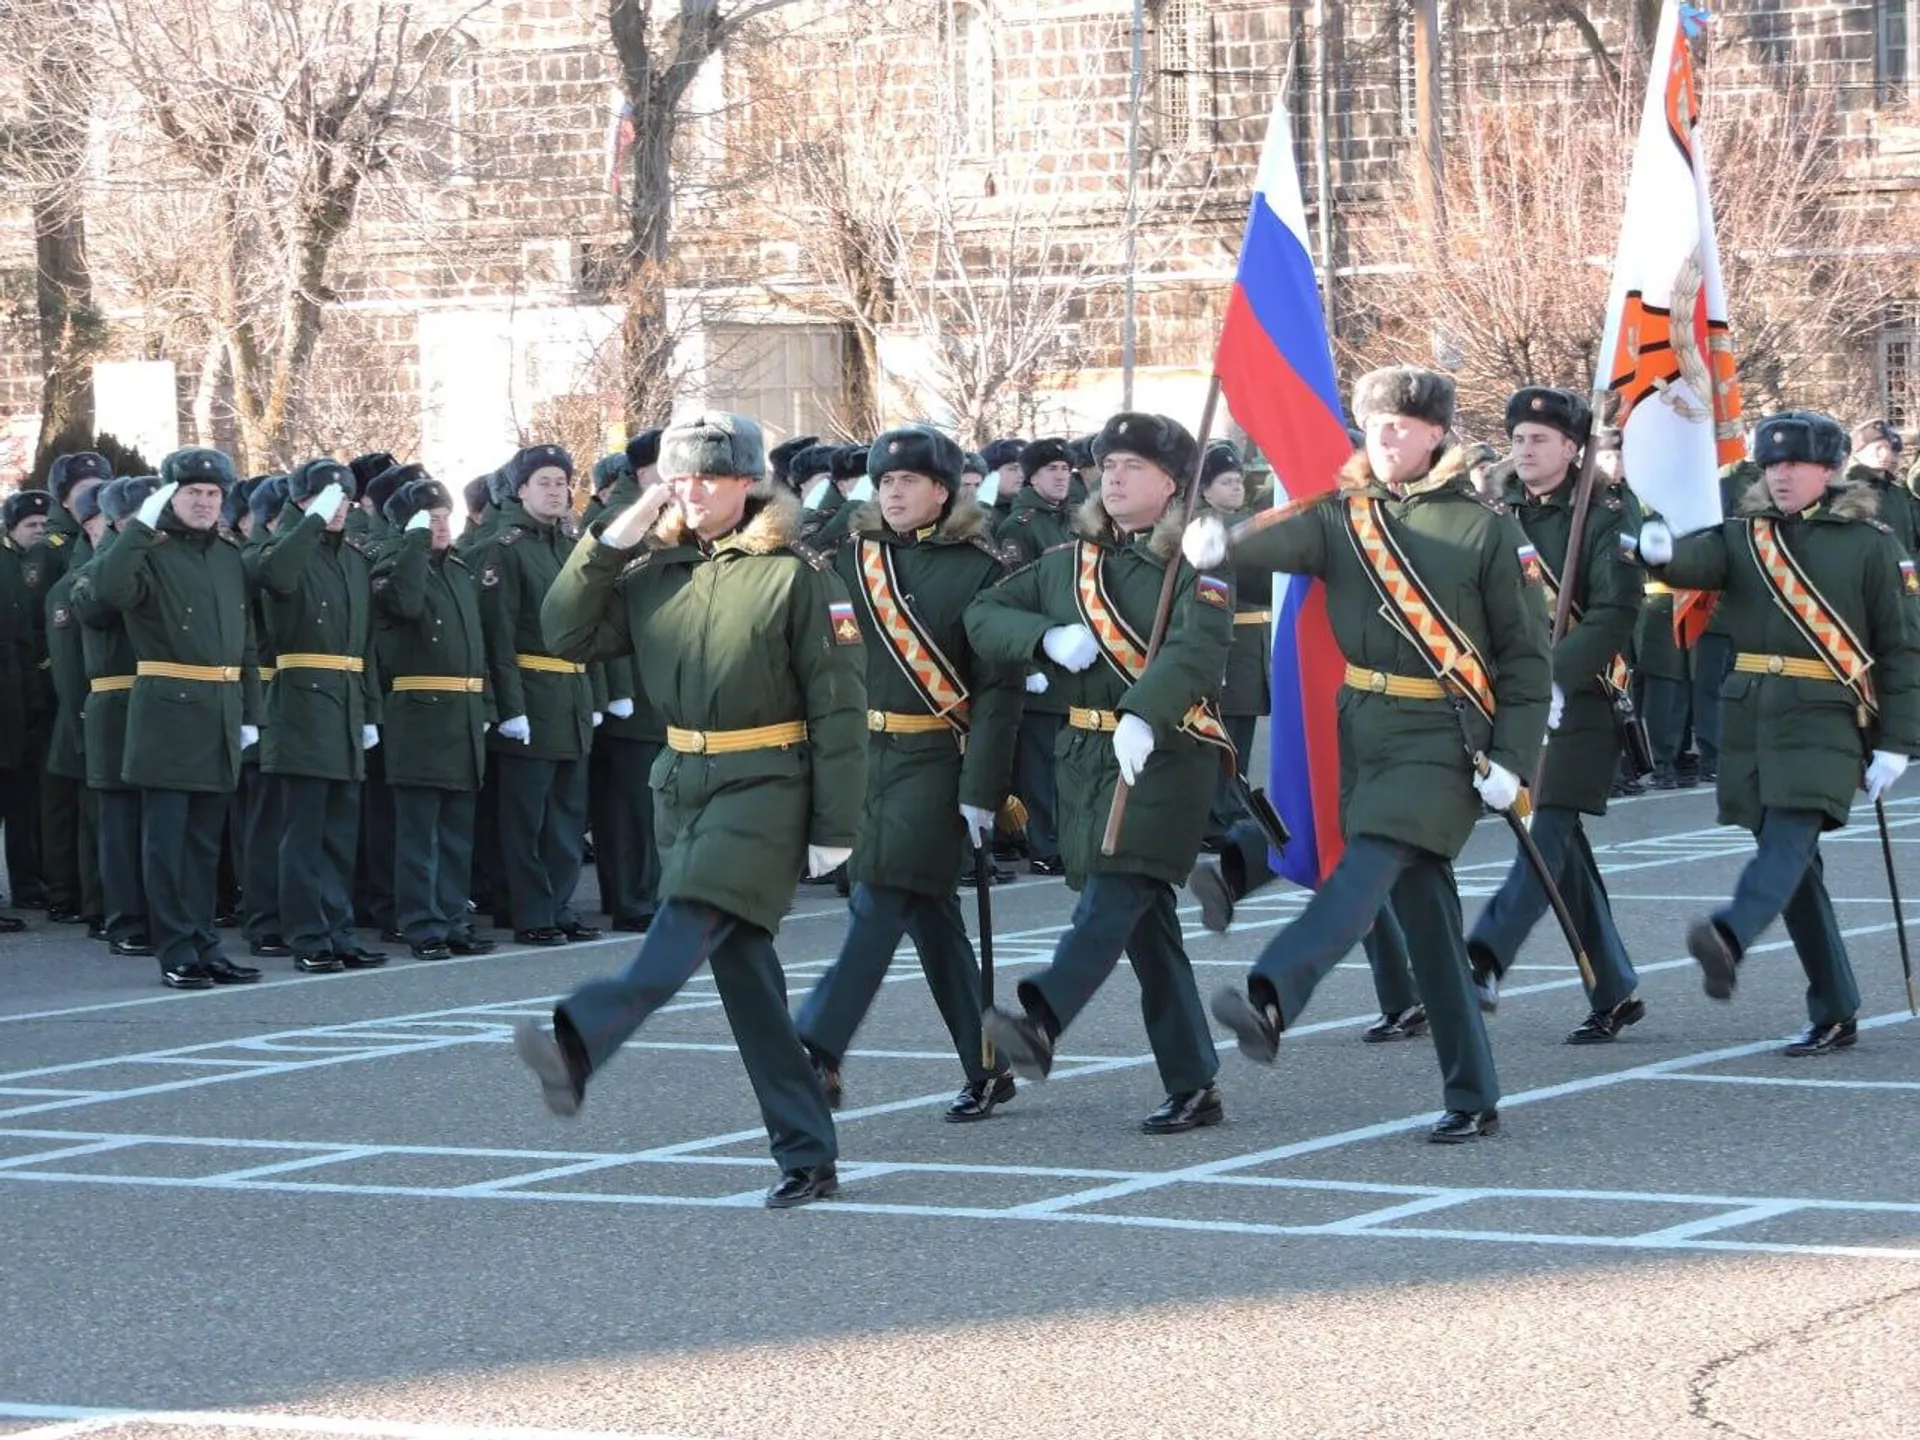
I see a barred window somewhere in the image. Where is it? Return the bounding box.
[1155,0,1209,151]
[1879,0,1917,105]
[1879,301,1920,428]
[945,3,995,159]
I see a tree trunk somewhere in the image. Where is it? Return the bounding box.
[31,196,99,468]
[620,106,680,427]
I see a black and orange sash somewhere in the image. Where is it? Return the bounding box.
[855,538,970,730]
[1745,518,1877,721]
[1071,541,1236,760]
[1343,498,1498,724]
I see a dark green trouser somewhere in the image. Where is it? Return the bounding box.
[393,786,477,947]
[141,787,227,976]
[1640,674,1690,770]
[1249,835,1499,1114]
[354,745,397,930]
[1715,809,1858,1027]
[41,771,85,914]
[1014,712,1064,863]
[590,735,661,923]
[496,754,586,931]
[275,775,362,954]
[796,883,992,1083]
[241,766,283,944]
[97,788,147,943]
[1206,715,1259,843]
[1,764,45,906]
[557,898,837,1170]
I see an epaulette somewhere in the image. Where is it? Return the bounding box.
[1867,518,1894,535]
[1599,491,1623,511]
[1040,539,1077,557]
[47,533,65,548]
[497,527,523,546]
[968,534,1018,568]
[342,532,367,554]
[618,550,655,580]
[1014,511,1033,525]
[789,539,831,571]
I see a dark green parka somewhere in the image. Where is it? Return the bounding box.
[0,535,33,770]
[72,531,141,793]
[475,500,595,762]
[43,563,91,781]
[371,529,493,791]
[1844,461,1920,558]
[541,489,869,935]
[1205,503,1273,719]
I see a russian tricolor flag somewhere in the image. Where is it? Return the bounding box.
[1214,102,1351,886]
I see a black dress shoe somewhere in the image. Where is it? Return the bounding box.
[558,921,601,942]
[0,914,25,933]
[807,1047,844,1109]
[1210,986,1281,1064]
[612,914,653,933]
[295,951,345,974]
[1686,918,1738,1000]
[981,1004,1054,1080]
[1566,997,1646,1045]
[213,911,239,929]
[1429,1108,1500,1143]
[203,956,262,985]
[337,946,389,969]
[1189,858,1234,934]
[85,918,108,940]
[448,932,496,955]
[110,937,155,957]
[409,940,454,961]
[249,935,293,958]
[1784,1017,1858,1057]
[945,1073,1016,1122]
[1650,767,1679,790]
[48,907,84,924]
[1142,1085,1224,1134]
[513,1020,586,1117]
[380,927,407,944]
[765,1163,838,1209]
[1364,1005,1429,1043]
[1467,941,1500,1013]
[1028,857,1066,877]
[514,927,568,947]
[161,962,215,990]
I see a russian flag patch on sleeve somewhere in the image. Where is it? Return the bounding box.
[1516,542,1544,587]
[1901,558,1918,596]
[829,599,862,645]
[1196,574,1231,609]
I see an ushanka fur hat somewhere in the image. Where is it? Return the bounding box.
[160,447,238,492]
[625,428,663,473]
[767,433,818,483]
[48,451,111,504]
[1351,366,1456,432]
[658,412,765,481]
[507,444,573,491]
[3,489,51,530]
[284,457,353,506]
[1754,411,1849,470]
[1200,440,1244,488]
[248,475,289,531]
[100,476,161,524]
[1091,412,1198,482]
[867,426,965,492]
[1504,386,1592,445]
[1851,418,1903,456]
[385,478,454,529]
[592,452,634,493]
[463,477,493,514]
[1018,437,1073,479]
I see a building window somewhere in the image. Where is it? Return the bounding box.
[415,30,480,183]
[945,3,995,159]
[1879,301,1920,427]
[1879,0,1917,104]
[1155,0,1209,150]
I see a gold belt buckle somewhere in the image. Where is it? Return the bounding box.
[868,709,885,732]
[685,730,708,754]
[1766,655,1785,675]
[1368,670,1388,693]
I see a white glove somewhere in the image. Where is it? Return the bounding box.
[1636,521,1673,566]
[592,711,604,728]
[1183,515,1230,569]
[601,486,674,549]
[959,804,994,847]
[498,714,532,744]
[1023,671,1050,695]
[802,478,832,510]
[239,724,259,750]
[361,724,380,751]
[405,509,431,533]
[1474,760,1522,813]
[304,482,347,523]
[607,698,635,719]
[1866,750,1910,802]
[976,471,1002,508]
[845,475,874,504]
[1113,712,1155,785]
[1547,684,1565,732]
[807,845,852,877]
[1042,624,1099,673]
[135,481,178,530]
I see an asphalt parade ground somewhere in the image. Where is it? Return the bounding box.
[4,782,1920,1439]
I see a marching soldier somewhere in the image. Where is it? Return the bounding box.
[793,426,1024,1120]
[84,451,264,989]
[372,478,497,960]
[1190,367,1549,1142]
[42,482,108,936]
[1636,411,1920,1054]
[239,478,292,959]
[1465,387,1645,1044]
[1846,420,1920,557]
[1194,441,1271,845]
[250,459,386,973]
[514,412,867,1208]
[1,489,51,911]
[474,444,600,947]
[968,412,1233,1133]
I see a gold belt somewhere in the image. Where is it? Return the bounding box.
[135,661,241,683]
[89,675,134,694]
[1068,706,1120,732]
[1734,653,1840,682]
[276,652,364,674]
[516,653,586,675]
[665,720,808,755]
[1342,664,1446,699]
[392,676,485,694]
[867,710,952,734]
[258,666,277,682]
[1642,582,1673,597]
[1234,610,1272,625]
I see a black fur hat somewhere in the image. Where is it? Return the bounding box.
[221,477,260,530]
[463,477,493,515]
[1018,437,1072,480]
[768,433,818,482]
[963,451,988,477]
[1200,440,1245,489]
[867,426,965,492]
[348,452,397,501]
[248,475,289,532]
[1504,387,1592,445]
[1065,435,1096,471]
[1351,366,1456,432]
[284,457,354,507]
[3,489,52,531]
[592,452,634,493]
[102,476,162,524]
[1754,411,1848,470]
[790,444,837,485]
[1091,412,1198,482]
[658,414,764,481]
[366,463,426,520]
[69,482,104,525]
[507,444,574,491]
[485,467,515,506]
[829,443,870,482]
[160,447,238,492]
[625,427,663,472]
[981,438,1024,471]
[48,451,111,504]
[386,478,454,529]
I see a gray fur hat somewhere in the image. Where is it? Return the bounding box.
[160,447,238,492]
[1351,366,1456,432]
[659,412,766,481]
[284,457,354,507]
[100,476,160,523]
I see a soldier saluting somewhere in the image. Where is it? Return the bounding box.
[514,413,867,1209]
[793,426,1024,1122]
[1189,368,1549,1143]
[1635,411,1920,1054]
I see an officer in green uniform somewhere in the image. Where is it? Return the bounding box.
[233,477,293,958]
[803,444,873,552]
[73,477,160,954]
[1637,411,1920,1055]
[980,438,1023,527]
[463,467,513,922]
[1194,367,1550,1142]
[1845,420,1920,558]
[371,478,497,960]
[968,412,1233,1133]
[42,483,108,936]
[458,473,501,554]
[352,462,423,940]
[345,452,396,545]
[1,490,52,911]
[474,444,600,947]
[791,442,837,520]
[1690,457,1758,783]
[248,458,385,973]
[515,412,867,1209]
[794,426,1024,1121]
[1193,441,1271,843]
[1465,387,1644,1044]
[84,450,264,989]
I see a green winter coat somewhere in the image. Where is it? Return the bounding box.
[1227,449,1552,859]
[1845,462,1920,558]
[456,505,502,556]
[247,511,381,783]
[1655,477,1920,833]
[82,511,260,794]
[43,565,90,781]
[72,533,141,793]
[371,530,493,791]
[1501,470,1639,814]
[584,476,661,744]
[0,538,54,751]
[475,500,595,762]
[966,494,1233,889]
[1701,463,1759,640]
[541,489,869,935]
[827,502,1022,896]
[995,490,1078,717]
[0,536,33,769]
[1207,503,1273,719]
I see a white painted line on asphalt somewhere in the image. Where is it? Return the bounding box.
[0,1400,703,1439]
[205,1148,386,1182]
[0,1139,136,1172]
[1657,1072,1920,1093]
[1630,1201,1804,1244]
[1312,1191,1486,1232]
